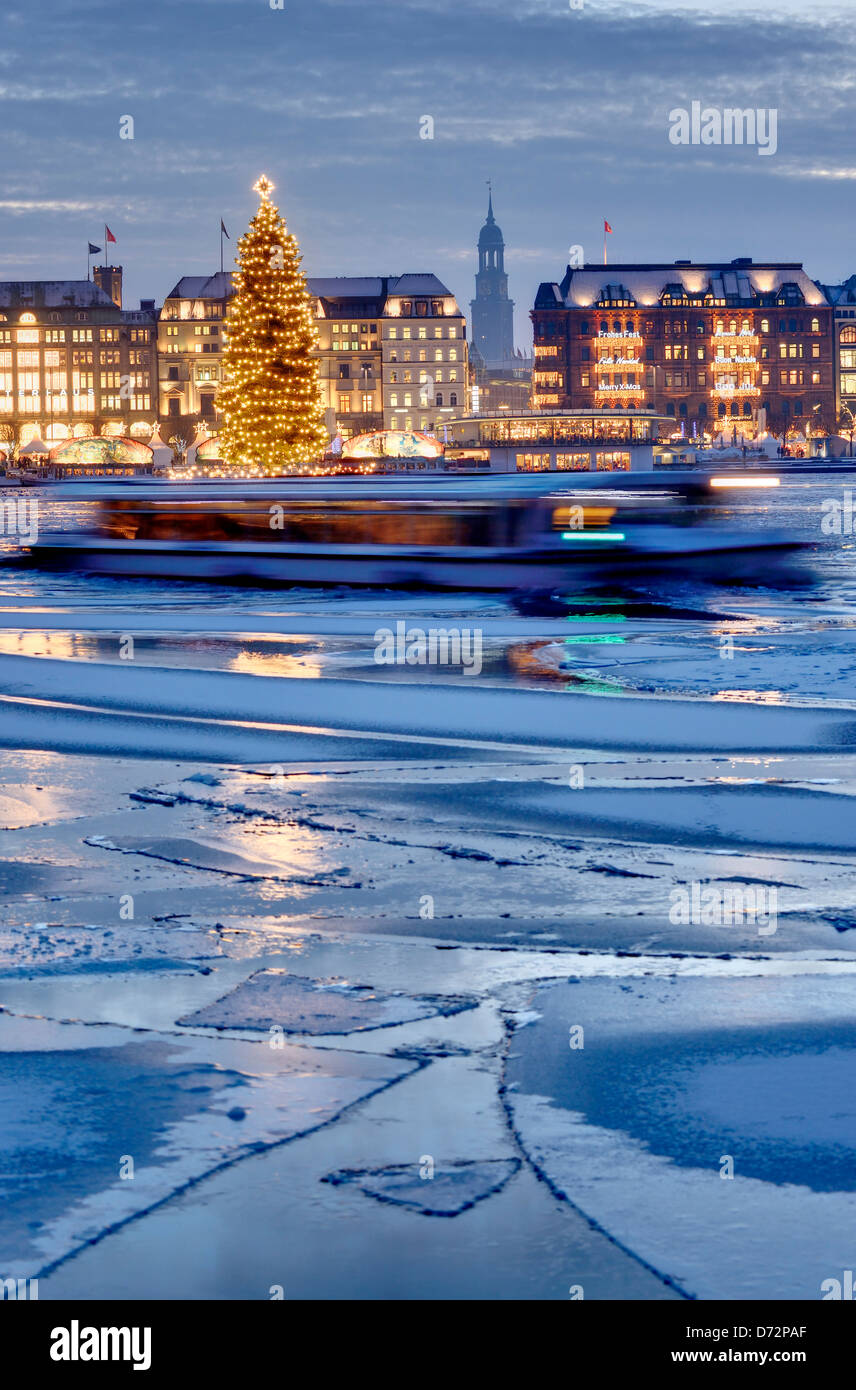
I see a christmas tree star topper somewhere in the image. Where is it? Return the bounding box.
[253,174,274,202]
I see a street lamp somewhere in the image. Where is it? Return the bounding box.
[806,402,821,459]
[840,402,856,457]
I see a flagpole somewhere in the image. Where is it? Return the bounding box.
[603,227,607,267]
[105,226,109,269]
[220,221,224,275]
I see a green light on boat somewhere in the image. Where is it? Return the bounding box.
[561,531,625,541]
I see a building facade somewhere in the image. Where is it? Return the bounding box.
[311,279,384,436]
[159,271,467,442]
[158,272,230,434]
[532,259,835,440]
[0,269,156,447]
[817,273,856,434]
[444,408,673,473]
[380,274,467,436]
[468,344,533,415]
[470,192,515,369]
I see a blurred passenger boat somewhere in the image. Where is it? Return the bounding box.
[25,473,801,589]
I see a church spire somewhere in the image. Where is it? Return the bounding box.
[472,185,514,366]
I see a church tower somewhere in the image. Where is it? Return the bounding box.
[470,187,515,367]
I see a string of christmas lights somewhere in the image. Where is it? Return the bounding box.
[216,176,328,473]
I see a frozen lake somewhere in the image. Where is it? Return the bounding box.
[2,469,856,1300]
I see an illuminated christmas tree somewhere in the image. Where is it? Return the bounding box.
[217,176,327,473]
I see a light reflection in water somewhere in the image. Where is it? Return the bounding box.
[712,690,786,704]
[228,640,325,679]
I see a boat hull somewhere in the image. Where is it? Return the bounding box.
[27,535,804,590]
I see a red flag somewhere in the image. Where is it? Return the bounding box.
[105,226,117,243]
[604,220,613,234]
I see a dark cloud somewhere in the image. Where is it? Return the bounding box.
[1,0,853,346]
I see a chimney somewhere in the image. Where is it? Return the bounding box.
[92,264,123,308]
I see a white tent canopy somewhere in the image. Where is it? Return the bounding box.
[146,424,175,470]
[185,425,211,468]
[19,436,49,454]
[148,424,172,450]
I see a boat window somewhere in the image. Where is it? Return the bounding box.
[551,504,617,531]
[98,499,510,549]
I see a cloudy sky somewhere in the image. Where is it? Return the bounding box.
[0,0,852,346]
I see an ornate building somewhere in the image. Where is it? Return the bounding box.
[0,269,156,447]
[380,275,467,435]
[532,259,835,440]
[158,272,230,434]
[311,279,384,436]
[159,272,467,441]
[470,191,515,368]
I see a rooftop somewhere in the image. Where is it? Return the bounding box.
[164,273,234,301]
[536,260,829,311]
[387,273,453,297]
[0,280,119,310]
[163,271,457,307]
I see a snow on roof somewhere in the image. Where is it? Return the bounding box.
[557,263,829,309]
[162,271,456,308]
[820,274,856,306]
[165,273,234,301]
[0,280,117,309]
[388,274,453,297]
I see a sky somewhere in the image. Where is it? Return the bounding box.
[0,0,853,349]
